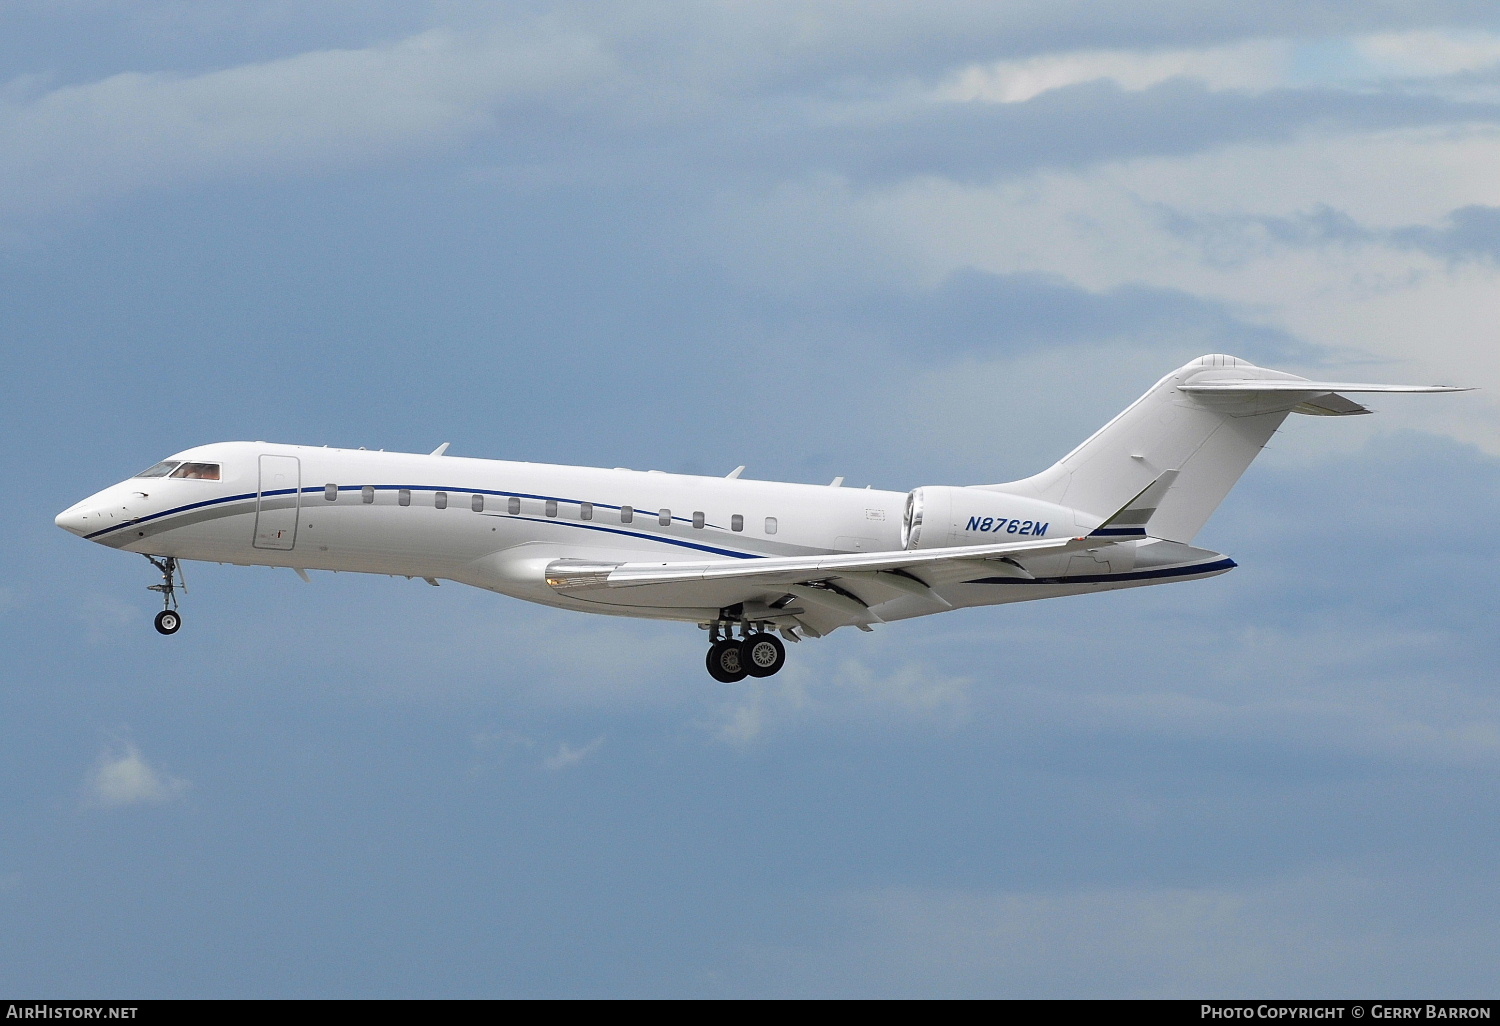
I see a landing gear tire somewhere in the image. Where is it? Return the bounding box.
[145,555,185,636]
[740,632,785,678]
[706,639,748,682]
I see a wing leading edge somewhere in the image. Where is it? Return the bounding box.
[543,533,1127,636]
[544,533,1103,592]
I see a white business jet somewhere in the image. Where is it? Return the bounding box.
[57,355,1465,681]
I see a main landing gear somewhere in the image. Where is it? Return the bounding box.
[145,554,184,635]
[704,622,787,682]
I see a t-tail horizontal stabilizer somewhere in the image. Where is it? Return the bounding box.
[1179,379,1470,417]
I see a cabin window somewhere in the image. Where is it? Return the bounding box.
[135,461,181,479]
[508,497,520,515]
[659,509,671,526]
[362,486,374,504]
[692,511,705,529]
[764,516,777,535]
[435,491,447,509]
[471,494,484,512]
[580,502,593,521]
[731,514,743,532]
[398,489,411,507]
[620,505,633,523]
[545,499,558,518]
[324,484,337,502]
[169,462,220,480]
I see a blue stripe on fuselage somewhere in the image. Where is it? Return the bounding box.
[84,489,261,540]
[88,483,764,559]
[488,514,757,558]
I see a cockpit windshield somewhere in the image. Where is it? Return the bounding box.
[134,460,221,480]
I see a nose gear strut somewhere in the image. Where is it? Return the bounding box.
[145,554,185,635]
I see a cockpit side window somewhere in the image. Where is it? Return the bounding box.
[135,461,181,479]
[168,462,221,480]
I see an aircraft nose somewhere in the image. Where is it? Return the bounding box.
[57,486,144,539]
[55,503,94,536]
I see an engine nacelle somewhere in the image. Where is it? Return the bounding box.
[902,486,1088,550]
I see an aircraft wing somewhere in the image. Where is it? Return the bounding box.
[547,534,1099,591]
[544,534,1114,636]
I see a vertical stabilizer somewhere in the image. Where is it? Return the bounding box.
[981,355,1303,542]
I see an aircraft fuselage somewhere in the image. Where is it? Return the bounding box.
[62,355,1458,679]
[55,440,1229,627]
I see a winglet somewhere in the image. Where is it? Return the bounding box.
[430,442,451,456]
[1090,470,1179,538]
[726,466,746,479]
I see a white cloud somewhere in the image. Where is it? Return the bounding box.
[936,39,1296,105]
[735,868,1500,996]
[465,730,606,776]
[79,593,139,644]
[87,744,189,807]
[889,344,1192,483]
[1355,29,1500,79]
[0,24,610,215]
[15,14,1500,225]
[714,651,972,744]
[220,575,705,709]
[878,557,1500,776]
[935,30,1500,107]
[736,126,1500,453]
[1065,686,1500,768]
[544,736,604,771]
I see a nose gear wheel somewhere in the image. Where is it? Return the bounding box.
[145,554,185,635]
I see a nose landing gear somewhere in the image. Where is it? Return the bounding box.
[145,555,184,635]
[703,621,788,681]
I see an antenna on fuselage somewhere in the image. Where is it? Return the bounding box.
[726,466,745,479]
[430,442,451,456]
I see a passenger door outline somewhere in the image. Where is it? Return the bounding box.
[253,454,300,550]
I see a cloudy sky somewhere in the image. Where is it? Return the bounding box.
[3,1,1497,997]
